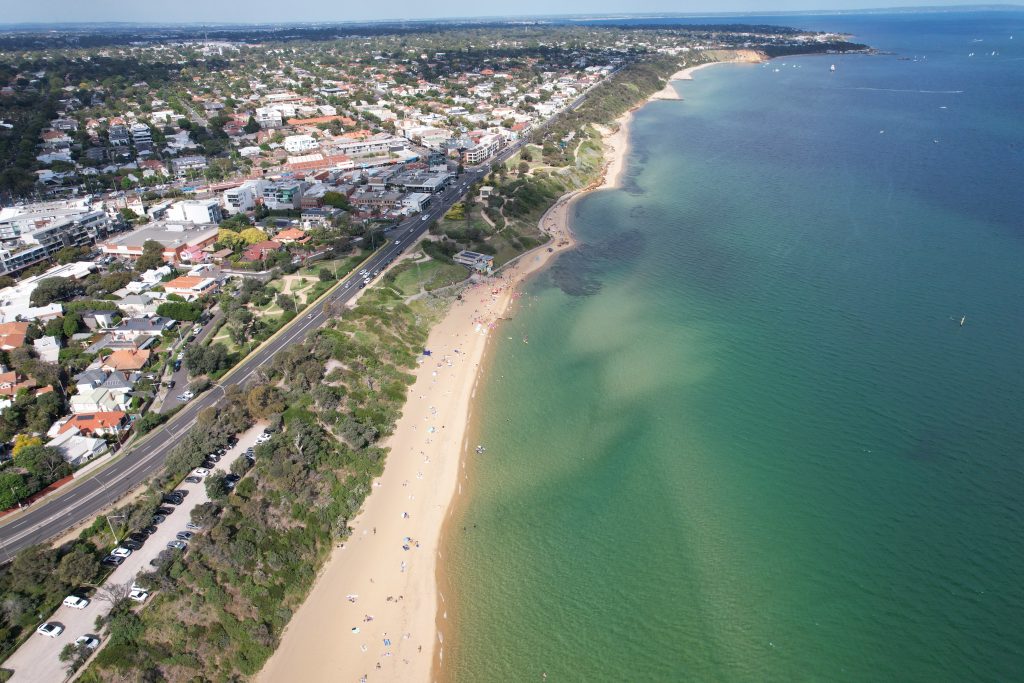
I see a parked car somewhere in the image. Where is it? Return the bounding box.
[143,525,159,535]
[166,540,187,551]
[157,506,175,515]
[173,360,182,372]
[75,634,100,649]
[184,475,202,484]
[123,538,144,551]
[128,589,149,603]
[173,489,189,498]
[130,531,150,541]
[151,515,166,525]
[176,531,194,541]
[185,522,203,531]
[165,380,176,389]
[110,547,132,559]
[36,622,64,638]
[191,468,210,477]
[62,595,89,609]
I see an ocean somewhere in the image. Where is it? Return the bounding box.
[441,12,1024,681]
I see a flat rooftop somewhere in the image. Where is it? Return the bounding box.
[102,221,218,249]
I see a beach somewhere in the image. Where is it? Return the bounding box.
[257,108,632,683]
[649,51,766,100]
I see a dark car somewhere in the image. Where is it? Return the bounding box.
[175,531,194,541]
[173,360,182,371]
[101,555,125,567]
[151,514,166,525]
[143,525,158,536]
[165,380,176,389]
[122,539,143,551]
[184,476,202,484]
[201,461,216,470]
[173,489,189,498]
[156,506,174,515]
[162,495,183,506]
[129,532,149,542]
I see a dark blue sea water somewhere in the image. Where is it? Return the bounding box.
[442,12,1024,681]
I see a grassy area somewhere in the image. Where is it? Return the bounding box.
[390,257,470,296]
[209,327,240,354]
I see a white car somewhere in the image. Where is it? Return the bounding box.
[110,547,132,558]
[421,215,428,221]
[191,468,210,477]
[76,635,100,649]
[256,433,271,444]
[62,595,89,609]
[129,589,149,603]
[182,391,195,399]
[37,623,63,638]
[395,240,402,245]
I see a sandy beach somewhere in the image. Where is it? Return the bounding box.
[649,51,766,100]
[258,88,633,683]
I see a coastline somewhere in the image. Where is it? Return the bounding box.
[256,194,578,683]
[259,61,643,683]
[649,50,766,100]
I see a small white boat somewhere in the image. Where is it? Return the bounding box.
[830,64,836,72]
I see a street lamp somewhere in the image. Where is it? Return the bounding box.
[105,514,127,546]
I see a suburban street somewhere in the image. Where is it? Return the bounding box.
[1,424,266,682]
[0,164,492,560]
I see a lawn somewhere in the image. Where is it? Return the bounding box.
[391,257,470,296]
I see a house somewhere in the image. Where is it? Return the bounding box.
[166,199,223,224]
[47,430,107,466]
[110,316,176,342]
[69,387,130,414]
[32,336,61,363]
[57,411,129,437]
[118,293,160,317]
[101,348,151,372]
[243,240,284,262]
[163,275,219,300]
[0,322,30,350]
[274,228,308,244]
[80,310,118,331]
[283,134,319,154]
[0,369,36,398]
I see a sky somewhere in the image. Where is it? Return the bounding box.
[1,0,1011,25]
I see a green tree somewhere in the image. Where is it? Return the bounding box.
[0,471,30,509]
[243,116,260,134]
[239,228,268,245]
[134,240,165,272]
[56,545,100,587]
[156,301,202,321]
[322,191,350,210]
[29,277,83,306]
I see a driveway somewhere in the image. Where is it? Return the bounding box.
[1,423,267,682]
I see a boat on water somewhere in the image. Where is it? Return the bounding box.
[830,64,836,72]
[475,445,487,454]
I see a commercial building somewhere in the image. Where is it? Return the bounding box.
[166,199,223,224]
[262,181,305,211]
[283,134,319,154]
[0,202,114,274]
[100,221,219,264]
[465,133,502,164]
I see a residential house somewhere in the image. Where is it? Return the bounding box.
[117,293,160,317]
[101,348,151,372]
[56,411,129,437]
[163,275,219,300]
[110,316,176,343]
[0,322,29,350]
[47,429,107,466]
[32,336,61,363]
[243,240,284,262]
[274,228,308,244]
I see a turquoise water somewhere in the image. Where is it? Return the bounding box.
[442,13,1024,681]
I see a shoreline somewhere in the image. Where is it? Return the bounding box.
[649,50,766,101]
[258,54,663,682]
[256,189,580,682]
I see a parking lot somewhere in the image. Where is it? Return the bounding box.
[1,423,266,682]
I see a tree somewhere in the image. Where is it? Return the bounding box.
[246,385,285,418]
[18,444,71,484]
[518,160,530,176]
[239,228,268,245]
[156,301,202,321]
[0,471,30,509]
[62,311,84,338]
[218,228,247,249]
[0,275,15,289]
[322,191,351,210]
[318,268,333,282]
[29,277,83,306]
[205,472,227,500]
[243,116,260,134]
[56,545,101,587]
[134,240,165,272]
[55,245,88,264]
[12,434,42,456]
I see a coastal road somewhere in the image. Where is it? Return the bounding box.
[0,166,490,561]
[0,59,613,559]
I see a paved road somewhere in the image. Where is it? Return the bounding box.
[156,308,223,414]
[1,424,265,682]
[0,166,489,561]
[0,65,612,560]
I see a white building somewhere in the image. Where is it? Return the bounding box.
[283,134,319,154]
[32,336,61,363]
[166,199,223,225]
[223,182,263,212]
[465,133,502,164]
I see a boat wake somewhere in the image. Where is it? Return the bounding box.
[848,87,965,94]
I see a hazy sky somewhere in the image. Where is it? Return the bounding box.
[3,0,1008,24]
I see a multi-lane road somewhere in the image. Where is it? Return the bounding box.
[0,65,611,559]
[0,165,490,561]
